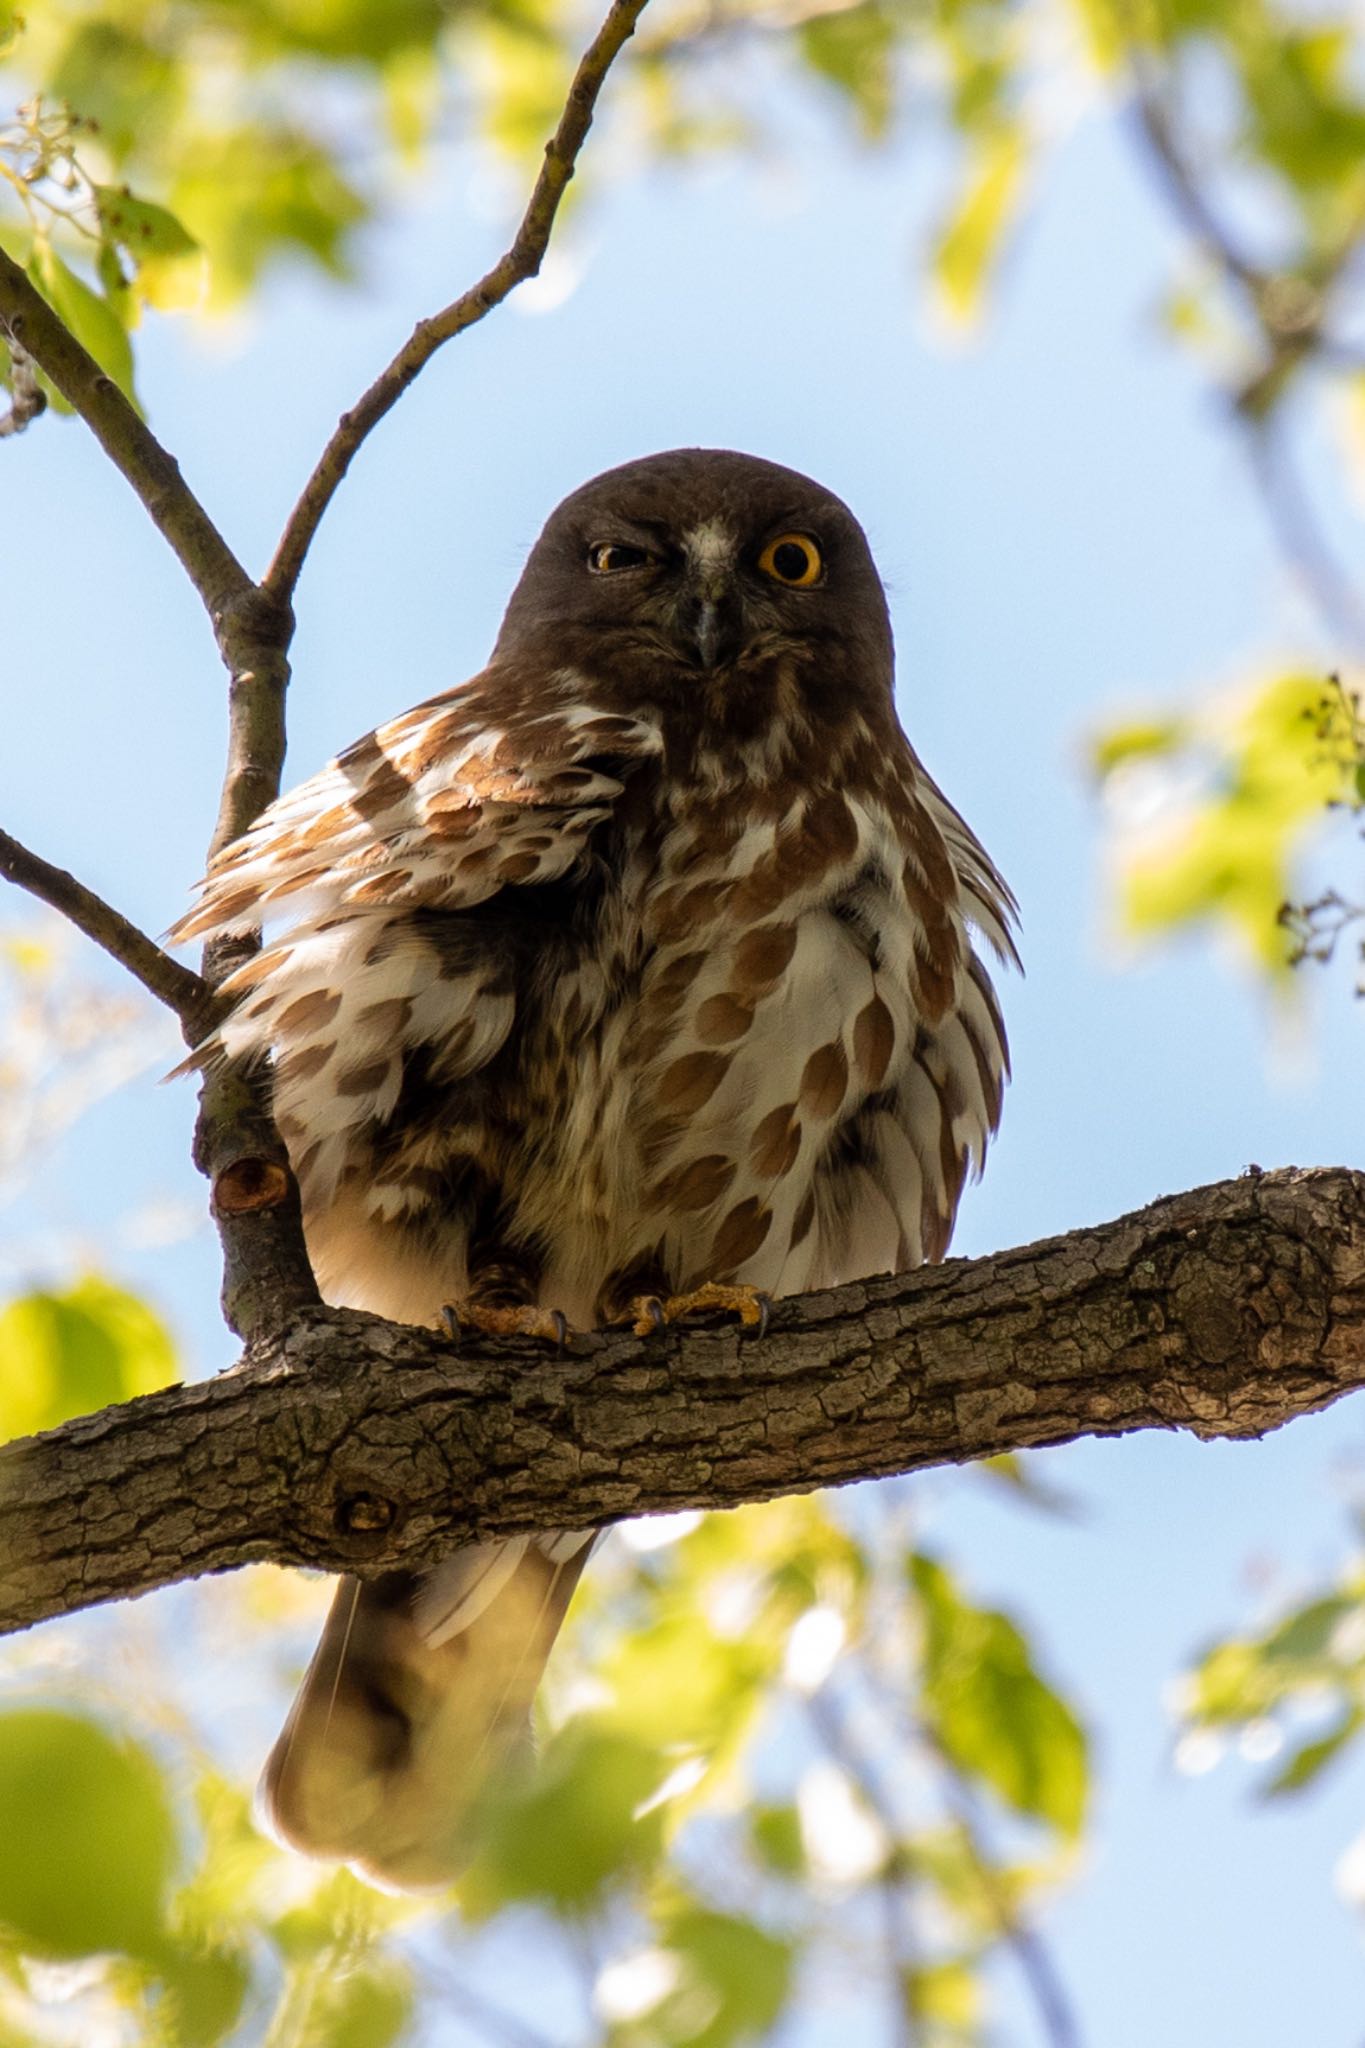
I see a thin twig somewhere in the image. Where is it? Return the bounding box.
[262,0,651,607]
[0,826,212,1033]
[1128,80,1264,298]
[919,1725,1082,2048]
[0,245,252,625]
[1244,422,1365,655]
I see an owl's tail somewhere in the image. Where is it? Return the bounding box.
[260,1531,593,1889]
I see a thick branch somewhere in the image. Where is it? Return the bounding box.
[262,0,650,607]
[0,826,212,1034]
[2,1167,1361,1638]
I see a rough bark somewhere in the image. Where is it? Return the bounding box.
[2,1165,1361,1638]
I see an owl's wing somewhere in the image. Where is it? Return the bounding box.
[173,673,661,940]
[170,670,662,1219]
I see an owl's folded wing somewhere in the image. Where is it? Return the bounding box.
[171,670,662,942]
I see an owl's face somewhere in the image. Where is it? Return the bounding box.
[493,450,894,712]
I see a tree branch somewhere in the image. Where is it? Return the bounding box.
[0,826,213,1034]
[262,0,651,608]
[0,247,253,624]
[3,1166,1361,1639]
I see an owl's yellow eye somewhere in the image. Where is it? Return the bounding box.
[757,533,823,587]
[588,542,654,574]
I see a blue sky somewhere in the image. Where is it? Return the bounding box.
[3,60,1365,2047]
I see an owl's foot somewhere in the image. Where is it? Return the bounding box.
[625,1281,771,1341]
[440,1302,571,1354]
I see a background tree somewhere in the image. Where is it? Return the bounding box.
[2,0,1364,2043]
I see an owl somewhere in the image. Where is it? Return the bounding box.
[174,448,1017,1887]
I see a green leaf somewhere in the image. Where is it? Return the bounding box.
[904,1956,981,2033]
[27,239,137,405]
[460,1725,667,1915]
[1089,718,1190,779]
[150,1941,250,2048]
[1112,671,1361,978]
[309,1964,413,2048]
[749,1803,804,1876]
[932,125,1026,325]
[94,184,205,312]
[798,6,897,140]
[0,1278,180,1442]
[911,1553,1088,1838]
[655,1905,793,2048]
[0,1711,177,1958]
[1261,1713,1361,1798]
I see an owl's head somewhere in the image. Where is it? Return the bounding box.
[493,450,894,719]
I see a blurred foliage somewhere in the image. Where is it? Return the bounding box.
[5,0,1365,974]
[1174,1533,1365,1922]
[1092,671,1363,980]
[0,1276,179,1441]
[0,0,1361,397]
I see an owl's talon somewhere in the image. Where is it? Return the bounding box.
[438,1301,574,1349]
[628,1294,667,1337]
[626,1282,770,1338]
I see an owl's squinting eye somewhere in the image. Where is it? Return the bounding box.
[588,542,655,574]
[757,533,823,587]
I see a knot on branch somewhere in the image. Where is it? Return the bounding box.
[213,1157,292,1217]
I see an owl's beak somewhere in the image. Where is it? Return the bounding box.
[678,585,746,672]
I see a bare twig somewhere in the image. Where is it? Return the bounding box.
[1128,81,1264,299]
[2,1167,1362,1637]
[922,1732,1082,2048]
[1244,424,1365,654]
[0,826,212,1034]
[262,0,650,607]
[0,246,252,625]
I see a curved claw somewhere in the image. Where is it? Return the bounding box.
[748,1293,772,1341]
[551,1308,569,1356]
[439,1302,462,1352]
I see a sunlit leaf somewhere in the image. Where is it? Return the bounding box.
[1101,672,1360,978]
[27,239,137,404]
[461,1725,667,1915]
[651,1903,793,2048]
[0,1278,180,1442]
[932,124,1026,325]
[798,5,897,140]
[1261,1713,1361,1799]
[94,184,205,311]
[149,1940,250,2048]
[905,1955,980,2033]
[911,1553,1088,1838]
[0,1710,176,1958]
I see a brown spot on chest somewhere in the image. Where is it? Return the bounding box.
[853,995,895,1088]
[800,1040,849,1118]
[657,1050,731,1114]
[749,1102,802,1178]
[694,994,754,1043]
[708,1197,773,1276]
[731,923,797,995]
